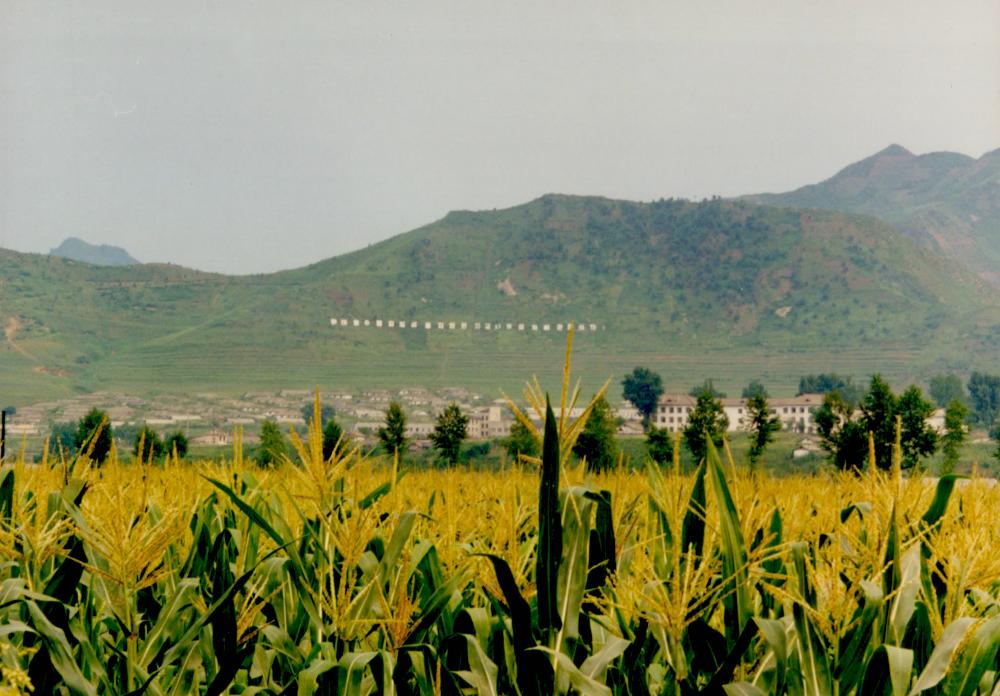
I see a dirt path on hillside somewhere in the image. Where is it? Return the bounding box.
[5,316,40,363]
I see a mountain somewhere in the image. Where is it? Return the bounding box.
[49,237,140,266]
[746,145,1000,282]
[3,195,998,404]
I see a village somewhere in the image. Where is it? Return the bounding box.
[0,383,949,461]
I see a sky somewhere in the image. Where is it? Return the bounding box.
[1,1,998,274]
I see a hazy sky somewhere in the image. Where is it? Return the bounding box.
[2,1,998,274]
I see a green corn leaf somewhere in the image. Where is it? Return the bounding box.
[554,487,594,660]
[940,615,1000,696]
[0,466,13,522]
[706,439,752,639]
[532,647,611,696]
[203,476,321,626]
[680,460,707,556]
[723,683,768,696]
[298,658,336,696]
[791,601,833,696]
[920,474,963,533]
[907,617,977,694]
[480,553,553,696]
[455,634,500,696]
[859,645,913,696]
[585,489,616,594]
[886,544,921,645]
[537,396,563,636]
[25,599,97,696]
[580,635,630,681]
[837,580,884,692]
[378,510,418,582]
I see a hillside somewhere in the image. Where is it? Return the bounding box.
[747,145,1000,282]
[49,237,141,266]
[3,196,998,404]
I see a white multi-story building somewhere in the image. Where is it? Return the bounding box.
[653,393,825,434]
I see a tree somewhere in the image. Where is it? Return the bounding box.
[645,427,673,466]
[133,425,164,461]
[896,385,937,469]
[683,389,729,462]
[929,373,966,409]
[573,396,619,472]
[688,379,725,399]
[321,419,345,460]
[741,380,768,399]
[74,408,113,464]
[301,402,336,426]
[622,367,664,428]
[816,377,939,471]
[165,431,189,459]
[50,422,77,455]
[430,403,468,465]
[377,401,408,460]
[940,399,968,474]
[502,419,538,461]
[967,372,1000,425]
[798,373,862,405]
[257,419,287,468]
[860,375,898,470]
[745,393,780,471]
[814,391,867,470]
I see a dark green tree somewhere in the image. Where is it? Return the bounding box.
[502,419,538,461]
[74,408,113,464]
[430,403,468,465]
[133,425,164,461]
[798,373,862,405]
[645,426,673,466]
[322,419,345,460]
[622,367,664,428]
[688,379,726,399]
[896,385,937,469]
[50,422,77,454]
[816,377,939,471]
[377,401,408,460]
[860,375,898,470]
[257,419,287,468]
[573,396,619,472]
[940,399,968,474]
[741,380,768,399]
[929,373,966,409]
[745,393,780,471]
[301,402,336,426]
[165,431,189,459]
[967,372,1000,425]
[814,391,868,470]
[683,389,729,462]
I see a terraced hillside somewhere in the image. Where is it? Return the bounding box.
[2,196,997,403]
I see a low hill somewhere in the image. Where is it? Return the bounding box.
[3,196,998,404]
[49,237,140,266]
[746,145,1000,282]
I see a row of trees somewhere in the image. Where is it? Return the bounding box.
[622,367,982,472]
[621,367,780,470]
[50,408,189,464]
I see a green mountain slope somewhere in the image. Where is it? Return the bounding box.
[49,237,141,266]
[2,196,997,404]
[747,145,1000,282]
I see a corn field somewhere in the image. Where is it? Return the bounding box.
[2,358,1000,693]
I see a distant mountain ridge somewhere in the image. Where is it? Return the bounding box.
[746,144,1000,282]
[3,194,998,404]
[49,237,140,267]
